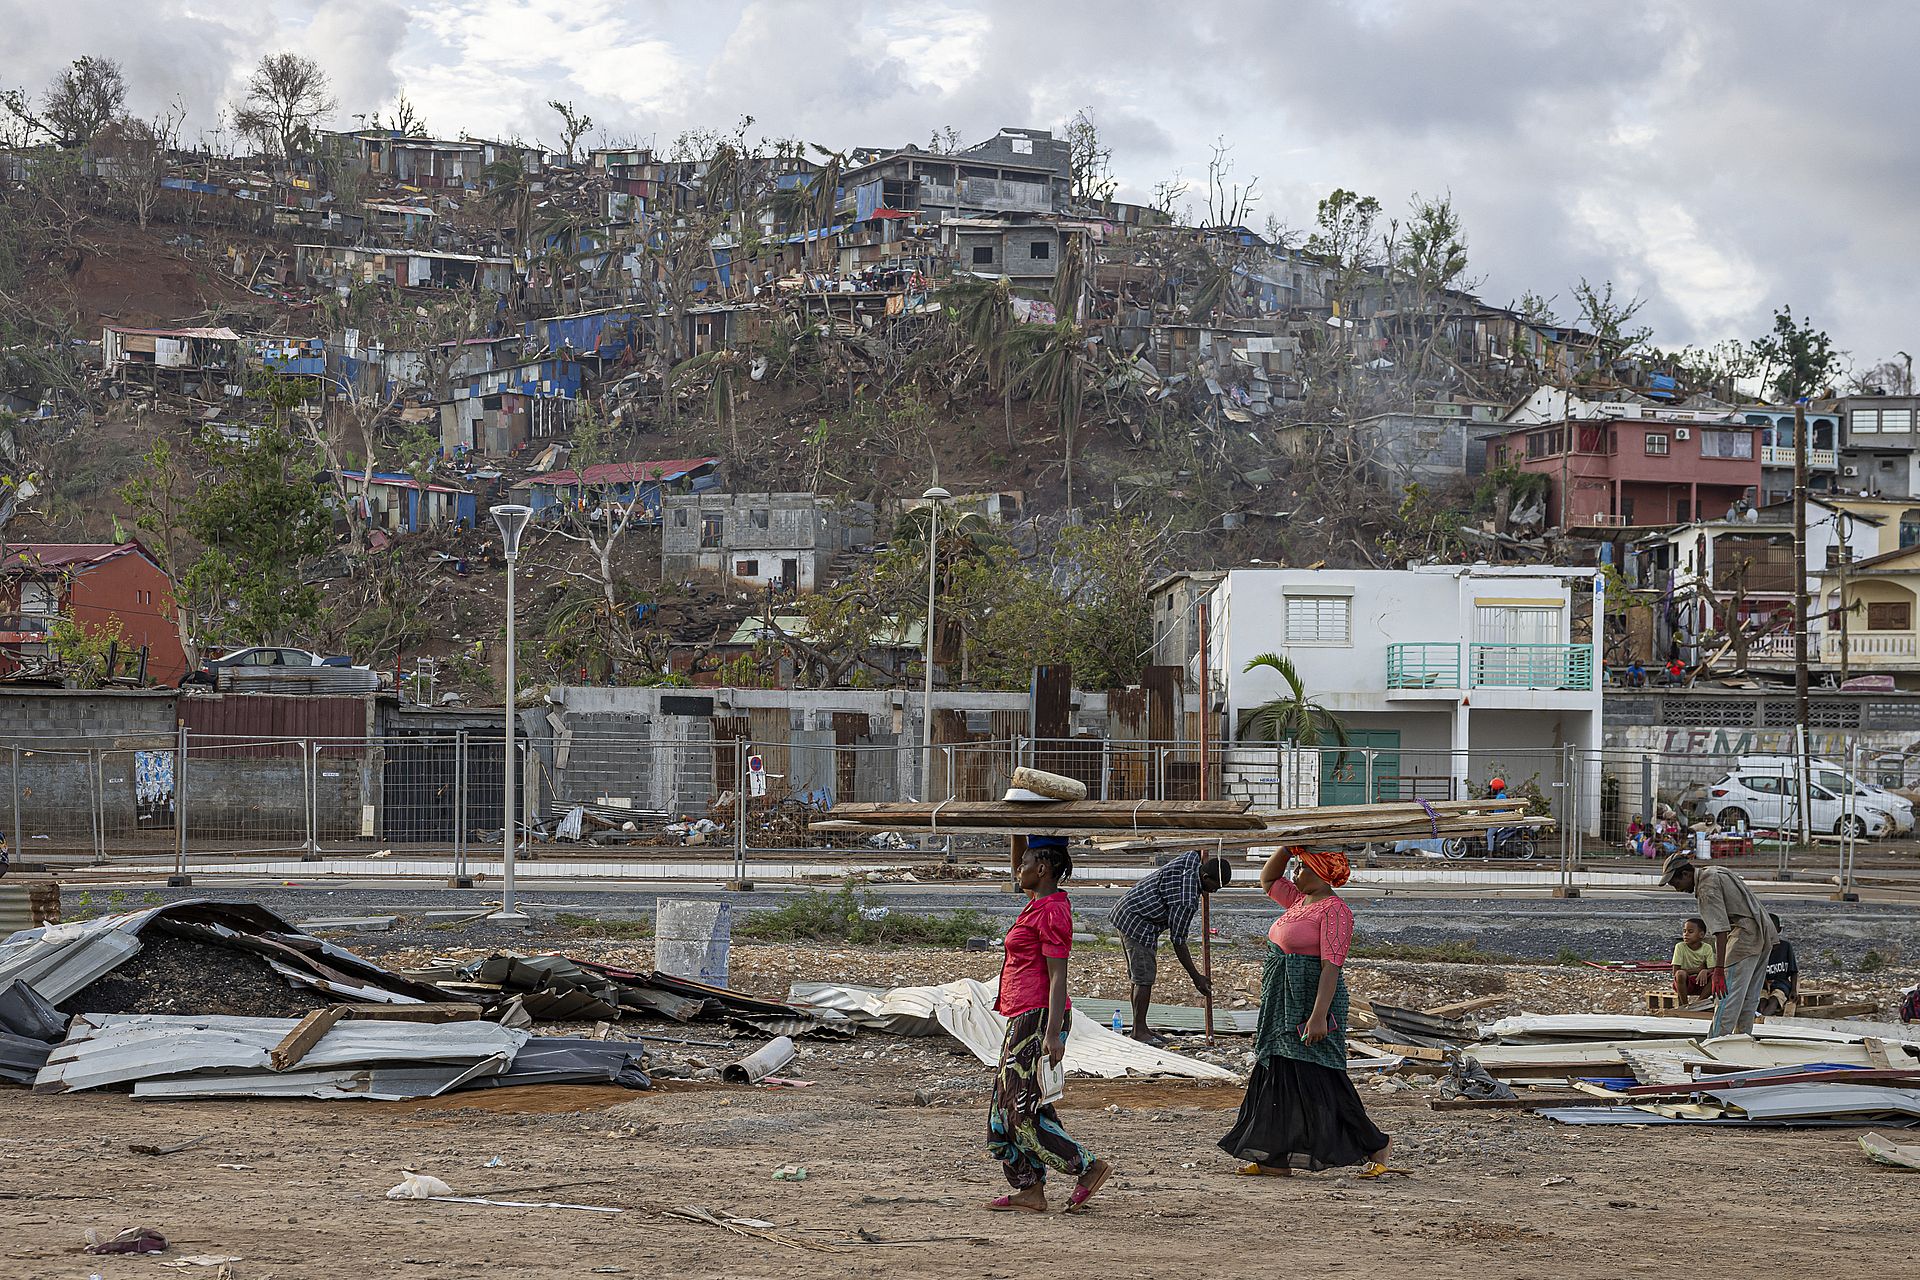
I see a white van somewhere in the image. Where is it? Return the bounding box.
[1733,756,1914,834]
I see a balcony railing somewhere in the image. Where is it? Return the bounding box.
[1386,643,1460,690]
[1760,445,1838,469]
[1468,643,1595,691]
[1387,642,1595,691]
[1822,632,1918,660]
[0,612,54,636]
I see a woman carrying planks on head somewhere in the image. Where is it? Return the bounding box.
[984,834,1114,1214]
[1220,845,1396,1178]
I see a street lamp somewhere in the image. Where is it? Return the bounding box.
[491,503,532,921]
[920,485,949,801]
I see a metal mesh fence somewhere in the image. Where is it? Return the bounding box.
[0,728,1891,893]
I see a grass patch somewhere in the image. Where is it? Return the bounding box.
[1347,940,1524,966]
[554,913,655,940]
[1859,948,1892,973]
[735,887,994,948]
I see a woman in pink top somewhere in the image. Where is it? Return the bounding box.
[1219,846,1393,1177]
[984,836,1113,1214]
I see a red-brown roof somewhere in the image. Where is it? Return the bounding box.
[4,542,156,572]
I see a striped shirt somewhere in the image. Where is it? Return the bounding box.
[1109,850,1204,946]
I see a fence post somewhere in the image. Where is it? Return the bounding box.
[733,737,748,886]
[10,745,20,863]
[170,725,190,886]
[88,749,104,865]
[453,731,472,888]
[302,738,320,860]
[1363,748,1375,806]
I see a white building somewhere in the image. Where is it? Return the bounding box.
[1153,565,1602,828]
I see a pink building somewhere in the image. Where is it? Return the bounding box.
[1487,417,1761,529]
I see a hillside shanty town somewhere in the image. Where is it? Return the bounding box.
[0,6,1917,1278]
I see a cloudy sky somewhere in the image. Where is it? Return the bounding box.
[5,0,1913,370]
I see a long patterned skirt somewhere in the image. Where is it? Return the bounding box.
[1218,945,1388,1171]
[986,1007,1093,1189]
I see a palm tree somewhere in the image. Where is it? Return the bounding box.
[1013,319,1090,514]
[941,276,1017,442]
[482,159,536,254]
[1237,652,1350,754]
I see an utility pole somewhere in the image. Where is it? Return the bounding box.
[1792,401,1812,847]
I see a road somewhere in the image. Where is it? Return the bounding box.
[67,877,1920,976]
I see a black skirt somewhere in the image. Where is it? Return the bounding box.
[1218,1054,1388,1171]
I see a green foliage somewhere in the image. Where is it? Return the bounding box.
[1750,305,1840,402]
[1858,948,1891,973]
[794,513,1160,692]
[47,612,123,686]
[554,913,655,940]
[1571,278,1651,356]
[1345,939,1522,965]
[734,886,994,947]
[182,428,332,645]
[1470,461,1550,514]
[1237,652,1350,748]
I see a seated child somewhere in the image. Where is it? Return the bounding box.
[1626,815,1654,858]
[1672,916,1715,1002]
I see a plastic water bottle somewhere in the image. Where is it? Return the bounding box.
[1111,1010,1125,1034]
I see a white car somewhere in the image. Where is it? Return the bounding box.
[1702,771,1893,840]
[1734,755,1915,835]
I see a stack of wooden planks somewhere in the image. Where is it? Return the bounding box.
[811,799,1266,838]
[810,797,1551,845]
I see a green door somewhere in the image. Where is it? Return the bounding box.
[1319,730,1401,806]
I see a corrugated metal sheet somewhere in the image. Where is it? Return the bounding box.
[181,694,373,756]
[0,882,58,937]
[788,978,1238,1082]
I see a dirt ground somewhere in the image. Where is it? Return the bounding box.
[3,1051,1916,1279]
[3,944,1917,1279]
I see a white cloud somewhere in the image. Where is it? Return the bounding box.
[2,0,1912,360]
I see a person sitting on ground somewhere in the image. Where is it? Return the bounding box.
[1627,815,1651,859]
[1672,916,1716,1003]
[1624,659,1647,688]
[1758,913,1799,1016]
[1108,850,1232,1047]
[1663,656,1688,684]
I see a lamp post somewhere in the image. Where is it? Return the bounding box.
[920,485,949,800]
[491,503,532,921]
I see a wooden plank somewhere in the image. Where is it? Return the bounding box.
[1365,1039,1450,1063]
[269,1007,344,1072]
[1424,994,1510,1019]
[1427,1095,1598,1111]
[336,1002,483,1023]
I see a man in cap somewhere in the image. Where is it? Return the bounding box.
[1660,851,1778,1036]
[1108,850,1232,1046]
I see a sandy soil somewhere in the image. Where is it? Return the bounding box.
[3,944,1918,1278]
[3,1041,1916,1280]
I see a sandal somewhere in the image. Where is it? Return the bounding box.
[1235,1162,1292,1177]
[987,1193,1047,1213]
[1064,1160,1113,1213]
[1354,1162,1411,1179]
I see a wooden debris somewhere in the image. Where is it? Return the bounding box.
[1424,995,1509,1019]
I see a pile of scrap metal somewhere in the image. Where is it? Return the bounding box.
[1354,1008,1920,1129]
[0,900,443,1013]
[33,1008,649,1100]
[427,952,856,1039]
[2,903,651,1100]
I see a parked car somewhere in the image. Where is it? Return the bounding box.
[178,647,356,688]
[1734,755,1916,835]
[1700,770,1894,839]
